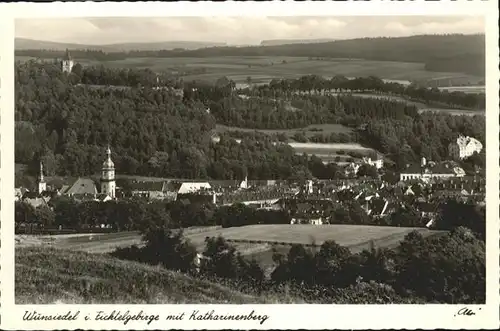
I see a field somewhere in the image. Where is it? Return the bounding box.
[287,142,376,162]
[17,224,444,270]
[16,246,289,304]
[438,85,485,94]
[16,55,483,86]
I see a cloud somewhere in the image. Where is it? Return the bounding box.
[15,16,484,45]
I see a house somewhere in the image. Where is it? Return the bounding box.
[95,193,112,202]
[362,155,384,169]
[15,188,29,201]
[21,192,49,209]
[344,163,361,177]
[177,182,212,194]
[129,181,168,199]
[163,181,213,201]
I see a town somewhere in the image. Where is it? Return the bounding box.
[15,19,486,306]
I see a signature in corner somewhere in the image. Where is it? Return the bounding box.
[455,307,481,317]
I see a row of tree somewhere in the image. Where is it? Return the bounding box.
[15,194,485,240]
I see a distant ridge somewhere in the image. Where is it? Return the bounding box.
[15,38,227,52]
[260,38,336,46]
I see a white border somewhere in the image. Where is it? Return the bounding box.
[1,1,499,330]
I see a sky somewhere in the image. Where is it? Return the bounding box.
[15,16,484,45]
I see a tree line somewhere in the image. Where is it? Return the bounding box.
[16,194,485,240]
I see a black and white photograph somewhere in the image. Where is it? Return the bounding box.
[13,15,488,305]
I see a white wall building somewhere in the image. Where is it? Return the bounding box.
[448,135,483,160]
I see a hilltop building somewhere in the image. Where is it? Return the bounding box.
[61,49,74,73]
[448,135,483,160]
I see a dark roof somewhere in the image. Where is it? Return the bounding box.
[401,162,457,175]
[130,181,165,192]
[65,178,97,195]
[96,193,110,201]
[22,191,40,200]
[164,181,182,192]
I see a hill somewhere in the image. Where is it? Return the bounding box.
[260,38,336,46]
[16,245,427,304]
[16,246,285,304]
[15,38,227,51]
[16,34,484,77]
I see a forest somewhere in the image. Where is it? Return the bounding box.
[16,34,485,76]
[15,60,485,181]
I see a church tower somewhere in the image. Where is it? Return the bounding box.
[38,161,46,194]
[61,49,74,73]
[101,145,116,198]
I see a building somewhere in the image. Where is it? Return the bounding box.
[38,161,47,194]
[100,146,116,199]
[61,49,74,73]
[177,182,212,195]
[399,157,465,181]
[362,155,384,169]
[448,135,483,160]
[130,181,168,200]
[62,178,98,197]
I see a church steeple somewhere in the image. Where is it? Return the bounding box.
[38,161,46,194]
[39,161,45,183]
[101,145,116,198]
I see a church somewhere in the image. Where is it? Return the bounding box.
[37,146,116,202]
[61,49,74,73]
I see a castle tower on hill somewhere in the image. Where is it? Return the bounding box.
[101,145,116,198]
[38,161,46,194]
[61,49,74,73]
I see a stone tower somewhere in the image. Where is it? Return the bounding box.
[61,49,74,73]
[100,145,116,198]
[38,161,46,194]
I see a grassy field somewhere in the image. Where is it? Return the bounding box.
[16,55,483,86]
[287,142,376,160]
[16,246,292,304]
[17,224,443,270]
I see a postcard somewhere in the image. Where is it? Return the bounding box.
[0,1,499,329]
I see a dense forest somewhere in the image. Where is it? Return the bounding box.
[15,61,485,180]
[16,34,485,76]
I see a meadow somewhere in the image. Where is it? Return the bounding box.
[17,224,443,270]
[16,55,483,87]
